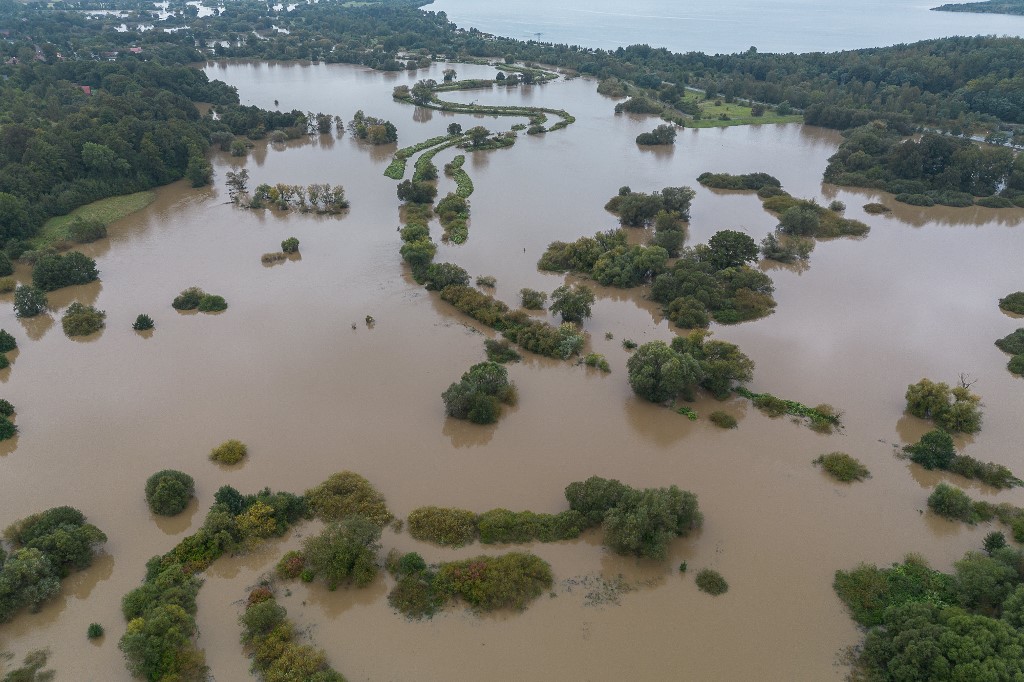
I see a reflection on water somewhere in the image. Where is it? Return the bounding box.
[0,60,1022,681]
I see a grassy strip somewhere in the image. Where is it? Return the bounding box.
[384,134,455,179]
[37,191,155,246]
[734,386,842,432]
[686,114,803,128]
[445,155,474,199]
[413,137,465,182]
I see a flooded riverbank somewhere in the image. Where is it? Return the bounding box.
[1,60,1022,680]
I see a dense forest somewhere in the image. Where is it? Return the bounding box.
[932,0,1024,15]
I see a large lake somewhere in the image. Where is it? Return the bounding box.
[427,0,1024,53]
[1,58,1022,679]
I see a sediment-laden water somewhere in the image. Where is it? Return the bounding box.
[0,60,1021,680]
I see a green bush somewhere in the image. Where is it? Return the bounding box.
[603,486,702,559]
[813,452,870,482]
[275,550,306,580]
[0,329,16,353]
[197,294,227,313]
[172,287,204,311]
[424,262,469,291]
[695,569,729,595]
[304,471,393,526]
[87,622,104,639]
[995,329,1024,355]
[905,378,983,434]
[281,237,300,253]
[210,439,247,464]
[998,292,1024,314]
[442,361,518,424]
[69,218,107,243]
[627,341,703,403]
[31,252,99,291]
[132,314,154,331]
[475,275,497,288]
[583,353,610,372]
[144,470,195,516]
[520,288,547,310]
[407,506,478,547]
[13,285,47,318]
[434,552,552,611]
[903,429,955,470]
[301,515,381,589]
[833,554,955,627]
[476,509,588,544]
[484,338,521,364]
[550,284,594,323]
[1009,354,1024,376]
[863,202,891,214]
[0,399,14,417]
[928,482,978,523]
[239,593,345,681]
[0,251,12,277]
[388,572,444,619]
[947,455,1021,489]
[0,276,15,293]
[0,415,17,440]
[61,302,106,336]
[709,411,737,429]
[565,476,629,525]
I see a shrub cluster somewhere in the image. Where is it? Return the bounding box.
[247,182,348,213]
[998,292,1024,314]
[927,482,1024,540]
[120,485,309,679]
[144,470,195,516]
[436,193,470,243]
[298,516,381,589]
[407,506,478,547]
[583,353,611,372]
[604,185,695,226]
[735,386,841,432]
[31,251,99,291]
[68,217,107,243]
[439,285,584,360]
[903,429,1020,488]
[441,361,518,425]
[709,411,737,429]
[13,284,48,318]
[239,589,345,681]
[813,452,870,482]
[565,476,702,559]
[764,193,870,240]
[696,172,781,191]
[423,262,469,291]
[1,507,106,622]
[636,123,677,145]
[995,328,1024,377]
[484,338,521,364]
[695,569,729,596]
[863,202,891,214]
[172,287,228,313]
[348,110,397,144]
[132,314,154,331]
[628,331,755,404]
[520,288,547,310]
[477,509,589,544]
[304,471,393,526]
[210,439,247,465]
[835,546,1024,679]
[905,378,982,434]
[61,302,105,336]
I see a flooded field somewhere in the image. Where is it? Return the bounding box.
[1,60,1022,680]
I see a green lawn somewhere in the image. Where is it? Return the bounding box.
[680,92,803,128]
[37,190,156,246]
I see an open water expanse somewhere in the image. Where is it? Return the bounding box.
[427,0,1024,53]
[0,55,1023,680]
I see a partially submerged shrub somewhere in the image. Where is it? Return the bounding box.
[210,439,247,465]
[995,329,1024,355]
[476,275,497,288]
[0,415,16,440]
[928,482,978,523]
[32,251,99,291]
[813,452,870,482]
[695,569,728,595]
[302,515,381,589]
[275,550,306,580]
[87,622,104,639]
[863,203,890,214]
[197,294,227,313]
[0,329,17,353]
[998,292,1024,315]
[69,218,107,244]
[434,552,552,611]
[442,361,518,425]
[520,288,547,310]
[407,506,478,547]
[132,314,154,331]
[144,470,195,516]
[905,378,982,433]
[583,353,610,372]
[281,237,300,253]
[172,287,204,310]
[261,251,287,264]
[61,302,106,337]
[709,411,737,429]
[484,338,521,364]
[0,399,15,418]
[304,471,393,526]
[13,285,47,317]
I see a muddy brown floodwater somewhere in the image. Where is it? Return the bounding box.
[1,60,1023,681]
